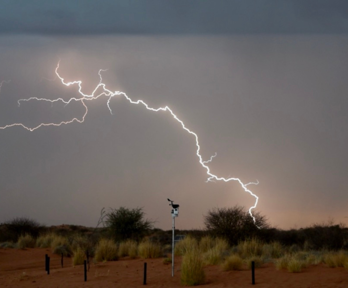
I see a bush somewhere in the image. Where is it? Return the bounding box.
[94,239,118,262]
[204,206,268,246]
[106,207,153,242]
[138,240,162,259]
[181,248,205,286]
[222,254,244,271]
[0,217,42,242]
[72,247,86,266]
[175,236,198,256]
[275,256,289,270]
[17,234,36,249]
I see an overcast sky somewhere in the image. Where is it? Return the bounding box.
[0,1,348,230]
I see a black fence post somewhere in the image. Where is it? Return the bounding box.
[143,262,147,285]
[45,254,48,272]
[61,253,64,268]
[47,256,50,275]
[251,260,255,285]
[86,250,90,271]
[84,260,87,282]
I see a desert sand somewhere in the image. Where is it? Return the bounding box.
[1,248,348,287]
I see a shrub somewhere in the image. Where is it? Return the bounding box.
[175,236,198,256]
[17,234,36,249]
[204,206,268,246]
[222,254,244,271]
[94,239,118,262]
[71,234,89,252]
[72,247,86,266]
[106,207,153,242]
[1,217,42,242]
[181,248,205,286]
[138,240,162,259]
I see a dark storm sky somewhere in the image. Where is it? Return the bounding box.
[0,1,348,229]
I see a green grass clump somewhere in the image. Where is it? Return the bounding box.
[72,247,86,266]
[94,239,118,262]
[36,233,55,248]
[17,234,36,249]
[222,254,244,271]
[138,240,162,259]
[118,240,138,258]
[175,236,198,256]
[181,248,205,286]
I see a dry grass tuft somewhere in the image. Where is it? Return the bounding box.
[181,248,205,286]
[199,236,215,253]
[238,238,263,258]
[287,258,305,273]
[36,233,55,248]
[245,255,264,269]
[138,240,162,259]
[17,234,36,249]
[51,235,71,256]
[118,240,138,258]
[94,239,118,262]
[175,236,198,256]
[324,251,348,268]
[222,254,244,271]
[72,247,86,266]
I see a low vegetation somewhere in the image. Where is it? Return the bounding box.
[181,248,205,286]
[94,239,118,262]
[138,239,162,259]
[17,234,36,249]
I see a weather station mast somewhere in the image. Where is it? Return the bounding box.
[168,198,179,277]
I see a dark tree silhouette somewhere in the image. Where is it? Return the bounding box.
[204,205,268,245]
[106,207,153,242]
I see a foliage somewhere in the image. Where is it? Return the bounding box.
[36,233,55,248]
[0,217,43,242]
[287,258,305,273]
[245,255,264,269]
[106,207,153,242]
[204,206,268,246]
[51,235,72,256]
[181,248,205,286]
[237,238,264,258]
[0,241,17,249]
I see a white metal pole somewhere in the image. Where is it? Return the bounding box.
[172,215,175,277]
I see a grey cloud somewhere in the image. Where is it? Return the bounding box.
[1,0,348,35]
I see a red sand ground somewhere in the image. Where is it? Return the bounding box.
[1,248,348,287]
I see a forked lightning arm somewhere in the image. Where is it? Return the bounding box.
[0,62,260,226]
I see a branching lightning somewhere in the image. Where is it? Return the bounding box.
[0,62,261,226]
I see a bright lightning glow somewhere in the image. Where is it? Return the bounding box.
[0,62,261,226]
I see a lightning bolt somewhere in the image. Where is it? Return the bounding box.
[0,62,260,226]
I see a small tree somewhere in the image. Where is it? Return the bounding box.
[106,207,153,242]
[204,206,268,246]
